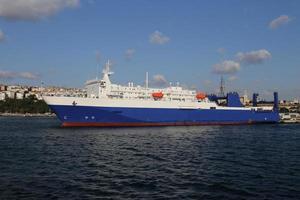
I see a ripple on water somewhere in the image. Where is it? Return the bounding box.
[0,117,300,199]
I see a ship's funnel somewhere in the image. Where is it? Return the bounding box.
[252,93,259,107]
[273,92,279,110]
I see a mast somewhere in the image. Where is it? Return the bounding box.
[102,60,113,85]
[145,72,149,89]
[95,50,101,80]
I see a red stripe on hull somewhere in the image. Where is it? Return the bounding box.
[60,121,274,127]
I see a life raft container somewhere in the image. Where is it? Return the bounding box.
[152,92,164,99]
[196,92,206,100]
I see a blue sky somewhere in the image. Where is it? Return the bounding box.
[0,0,299,99]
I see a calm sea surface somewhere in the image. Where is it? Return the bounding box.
[0,117,299,200]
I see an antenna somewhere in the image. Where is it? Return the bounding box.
[220,75,225,97]
[40,81,44,96]
[145,72,149,89]
[102,59,114,77]
[96,63,99,80]
[95,50,101,80]
[106,59,110,73]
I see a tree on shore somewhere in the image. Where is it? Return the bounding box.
[0,95,50,114]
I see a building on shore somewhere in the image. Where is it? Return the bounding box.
[0,84,86,101]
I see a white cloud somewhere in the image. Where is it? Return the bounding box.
[212,60,240,74]
[0,0,79,21]
[236,49,271,65]
[0,70,39,80]
[269,15,291,29]
[152,74,167,87]
[19,72,38,79]
[228,76,238,81]
[149,30,170,45]
[0,70,15,79]
[125,48,135,60]
[0,29,5,42]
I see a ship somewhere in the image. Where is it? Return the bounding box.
[43,60,280,127]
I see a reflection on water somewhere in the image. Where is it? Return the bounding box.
[0,117,299,199]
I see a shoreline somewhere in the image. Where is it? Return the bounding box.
[0,113,56,117]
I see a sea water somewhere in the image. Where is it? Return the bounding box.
[0,117,299,199]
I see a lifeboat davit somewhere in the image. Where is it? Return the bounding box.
[196,92,206,100]
[152,92,164,99]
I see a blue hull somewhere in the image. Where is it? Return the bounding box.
[48,105,280,127]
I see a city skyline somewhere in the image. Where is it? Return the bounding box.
[0,0,299,100]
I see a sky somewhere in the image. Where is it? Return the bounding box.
[0,0,299,100]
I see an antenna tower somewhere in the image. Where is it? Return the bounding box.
[220,76,225,97]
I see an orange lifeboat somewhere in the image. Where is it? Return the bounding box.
[152,92,164,99]
[196,92,206,100]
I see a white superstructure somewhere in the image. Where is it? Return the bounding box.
[85,60,198,103]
